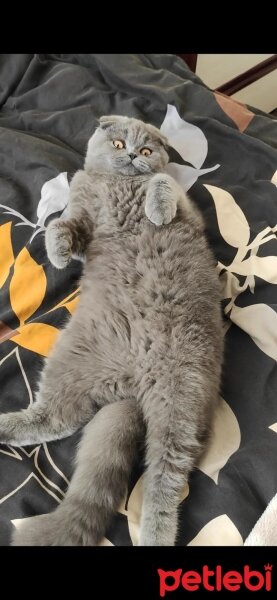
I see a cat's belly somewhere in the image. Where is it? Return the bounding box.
[55,221,221,407]
[78,219,221,369]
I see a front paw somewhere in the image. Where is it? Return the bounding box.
[145,196,177,226]
[45,219,72,269]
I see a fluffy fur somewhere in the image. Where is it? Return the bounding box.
[0,115,223,545]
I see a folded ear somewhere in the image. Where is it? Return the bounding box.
[146,123,169,149]
[99,115,126,130]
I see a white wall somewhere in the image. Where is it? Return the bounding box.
[196,54,277,113]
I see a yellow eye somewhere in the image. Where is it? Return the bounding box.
[140,147,152,157]
[112,139,125,149]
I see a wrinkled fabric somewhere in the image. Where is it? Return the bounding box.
[0,54,276,546]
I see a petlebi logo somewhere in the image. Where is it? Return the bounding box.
[158,564,273,595]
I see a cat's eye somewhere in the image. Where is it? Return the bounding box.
[140,147,152,157]
[112,139,125,149]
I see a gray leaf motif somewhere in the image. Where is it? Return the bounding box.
[30,172,70,242]
[161,104,220,191]
[187,514,243,546]
[36,172,70,228]
[0,347,69,507]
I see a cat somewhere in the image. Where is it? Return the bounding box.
[0,115,223,546]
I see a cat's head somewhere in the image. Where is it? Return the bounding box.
[84,115,169,175]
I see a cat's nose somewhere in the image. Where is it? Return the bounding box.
[128,153,137,161]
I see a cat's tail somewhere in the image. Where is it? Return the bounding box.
[12,399,144,546]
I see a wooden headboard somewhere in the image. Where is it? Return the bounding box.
[177,54,277,95]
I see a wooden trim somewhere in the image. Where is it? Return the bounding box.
[216,55,277,95]
[177,54,198,73]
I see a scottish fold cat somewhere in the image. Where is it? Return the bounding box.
[0,115,223,545]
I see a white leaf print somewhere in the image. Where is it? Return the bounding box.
[0,347,33,411]
[0,348,70,504]
[21,446,66,498]
[125,475,143,546]
[179,481,190,504]
[218,269,242,300]
[271,170,277,186]
[42,443,70,486]
[37,172,70,228]
[1,471,62,505]
[99,537,114,546]
[0,204,35,229]
[230,304,277,361]
[0,446,22,460]
[0,444,68,505]
[230,255,277,284]
[187,515,243,546]
[247,225,277,251]
[204,184,250,248]
[269,423,277,433]
[197,397,241,484]
[166,162,220,193]
[161,104,208,168]
[12,516,114,546]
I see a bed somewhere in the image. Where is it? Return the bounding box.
[0,53,276,546]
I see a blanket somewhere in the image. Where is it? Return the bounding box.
[0,54,276,545]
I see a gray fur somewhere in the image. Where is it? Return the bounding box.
[0,116,223,545]
[13,400,144,545]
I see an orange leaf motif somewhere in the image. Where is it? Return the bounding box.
[12,323,60,357]
[48,288,80,315]
[64,296,79,315]
[9,247,47,325]
[0,221,14,288]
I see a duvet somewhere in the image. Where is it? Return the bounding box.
[0,53,276,545]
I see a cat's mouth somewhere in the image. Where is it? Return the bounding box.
[119,158,151,175]
[110,155,152,176]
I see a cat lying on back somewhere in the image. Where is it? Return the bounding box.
[0,115,223,545]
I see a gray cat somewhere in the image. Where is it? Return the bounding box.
[0,115,223,546]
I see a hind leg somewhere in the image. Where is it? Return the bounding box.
[12,399,144,545]
[0,331,98,446]
[138,373,213,546]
